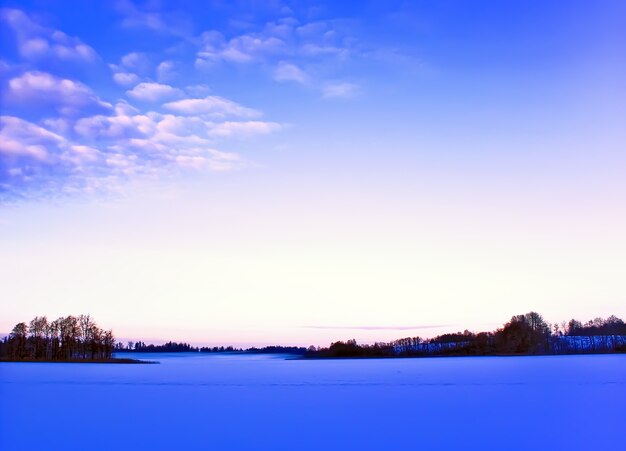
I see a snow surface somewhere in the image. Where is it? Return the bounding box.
[1,353,624,450]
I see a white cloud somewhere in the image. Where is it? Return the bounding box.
[0,138,48,160]
[6,71,112,116]
[156,60,177,82]
[274,61,309,84]
[41,117,72,135]
[74,111,156,140]
[0,8,97,63]
[74,102,279,147]
[1,116,65,144]
[126,82,184,102]
[114,101,140,116]
[174,155,207,168]
[197,30,288,65]
[175,147,241,172]
[0,59,11,73]
[295,22,329,38]
[196,17,353,70]
[222,35,287,63]
[0,116,90,195]
[113,72,140,86]
[163,96,260,118]
[194,17,355,95]
[155,114,207,136]
[322,82,359,99]
[2,55,282,200]
[110,52,151,86]
[120,52,150,71]
[207,121,282,137]
[264,18,298,39]
[2,106,253,199]
[68,145,100,163]
[0,116,63,161]
[20,37,48,57]
[116,0,193,39]
[175,149,240,172]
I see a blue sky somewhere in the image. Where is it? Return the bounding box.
[1,1,625,345]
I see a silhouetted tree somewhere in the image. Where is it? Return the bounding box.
[495,312,550,354]
[10,322,28,359]
[3,315,115,361]
[29,316,48,359]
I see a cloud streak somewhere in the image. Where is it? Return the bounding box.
[163,96,261,117]
[322,82,359,99]
[302,325,451,331]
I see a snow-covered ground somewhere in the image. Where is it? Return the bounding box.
[1,353,624,450]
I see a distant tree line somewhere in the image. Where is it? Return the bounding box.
[199,345,240,353]
[245,346,307,355]
[115,341,306,355]
[308,312,626,358]
[123,341,200,353]
[0,315,115,361]
[564,316,626,336]
[115,341,242,353]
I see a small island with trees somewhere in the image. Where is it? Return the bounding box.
[0,314,150,363]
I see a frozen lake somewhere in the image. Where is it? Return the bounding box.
[1,353,624,450]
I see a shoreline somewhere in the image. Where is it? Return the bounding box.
[0,358,157,364]
[297,351,626,360]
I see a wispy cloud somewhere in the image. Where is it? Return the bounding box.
[302,324,450,331]
[163,95,261,118]
[112,72,140,86]
[274,61,309,84]
[0,8,98,63]
[109,52,151,85]
[0,116,64,161]
[156,60,178,83]
[120,52,151,72]
[116,0,194,40]
[322,82,359,99]
[194,16,356,100]
[207,121,282,137]
[5,71,112,116]
[126,82,184,102]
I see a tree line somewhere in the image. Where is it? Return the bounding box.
[0,315,115,361]
[115,341,306,355]
[3,311,623,361]
[308,312,626,358]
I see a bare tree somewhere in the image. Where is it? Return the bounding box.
[10,322,28,359]
[29,316,49,359]
[60,316,80,359]
[78,315,95,359]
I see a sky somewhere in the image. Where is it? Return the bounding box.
[1,0,625,347]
